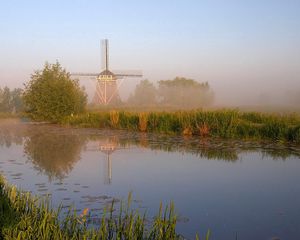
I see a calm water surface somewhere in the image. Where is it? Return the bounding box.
[0,119,300,240]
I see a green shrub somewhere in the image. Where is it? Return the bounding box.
[23,62,87,123]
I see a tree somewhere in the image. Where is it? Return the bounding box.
[23,62,87,122]
[0,87,24,113]
[10,88,23,113]
[158,77,214,108]
[127,79,157,106]
[0,87,12,112]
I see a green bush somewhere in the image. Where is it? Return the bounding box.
[23,62,87,122]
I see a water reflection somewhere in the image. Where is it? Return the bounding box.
[23,129,86,180]
[0,119,26,147]
[144,137,239,161]
[0,120,299,182]
[0,120,87,180]
[262,146,300,160]
[1,120,300,239]
[87,137,120,184]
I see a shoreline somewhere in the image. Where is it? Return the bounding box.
[1,109,300,144]
[59,109,300,144]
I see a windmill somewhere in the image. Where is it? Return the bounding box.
[72,39,142,105]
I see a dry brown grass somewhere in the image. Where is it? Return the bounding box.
[182,127,193,136]
[198,123,210,137]
[109,110,119,128]
[138,112,148,132]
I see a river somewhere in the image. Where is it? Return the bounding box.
[0,119,299,239]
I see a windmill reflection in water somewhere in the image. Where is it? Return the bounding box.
[86,138,135,185]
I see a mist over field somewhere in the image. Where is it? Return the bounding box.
[79,73,300,112]
[0,1,299,111]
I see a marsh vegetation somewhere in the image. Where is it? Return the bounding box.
[62,110,300,143]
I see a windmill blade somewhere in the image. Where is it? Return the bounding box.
[101,39,109,71]
[113,70,143,78]
[71,72,99,77]
[115,73,143,78]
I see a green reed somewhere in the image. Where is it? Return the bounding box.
[61,109,300,143]
[1,176,209,240]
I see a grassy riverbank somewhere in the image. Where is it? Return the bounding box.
[61,110,300,143]
[1,175,207,240]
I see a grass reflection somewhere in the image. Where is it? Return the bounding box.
[0,120,299,181]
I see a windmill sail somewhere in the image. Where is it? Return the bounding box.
[101,39,109,71]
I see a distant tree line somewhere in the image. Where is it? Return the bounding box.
[127,77,214,108]
[1,62,215,122]
[0,86,23,113]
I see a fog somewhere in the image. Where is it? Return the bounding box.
[1,1,299,112]
[77,68,300,112]
[2,37,299,112]
[1,55,299,112]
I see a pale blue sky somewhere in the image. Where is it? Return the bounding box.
[1,0,299,104]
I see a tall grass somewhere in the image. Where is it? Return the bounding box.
[61,109,300,143]
[109,110,119,128]
[1,176,208,239]
[138,112,148,132]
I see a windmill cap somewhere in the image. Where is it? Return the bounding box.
[99,69,115,76]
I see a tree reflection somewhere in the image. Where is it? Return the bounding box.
[123,134,239,162]
[23,126,86,181]
[1,120,299,183]
[118,133,299,162]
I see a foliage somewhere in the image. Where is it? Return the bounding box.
[109,110,120,128]
[138,112,148,132]
[126,77,214,108]
[128,79,157,106]
[23,62,87,122]
[158,77,214,108]
[0,87,23,113]
[11,88,24,113]
[0,87,12,113]
[0,176,18,239]
[62,110,300,143]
